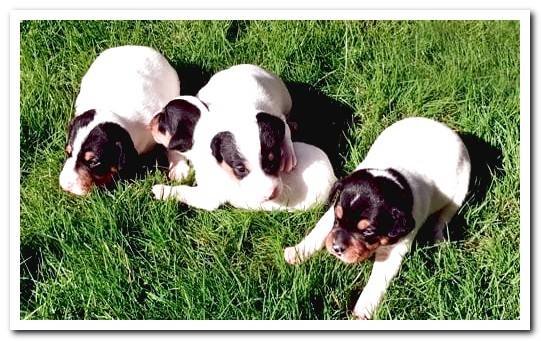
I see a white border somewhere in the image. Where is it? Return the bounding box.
[11,9,532,20]
[519,12,531,330]
[10,9,530,331]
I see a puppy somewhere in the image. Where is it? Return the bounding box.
[197,64,296,176]
[59,45,180,195]
[284,117,471,319]
[149,65,300,209]
[151,117,336,211]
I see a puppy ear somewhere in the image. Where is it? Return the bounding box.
[115,138,139,179]
[166,99,202,152]
[168,125,195,152]
[387,207,415,239]
[99,123,138,179]
[327,179,343,206]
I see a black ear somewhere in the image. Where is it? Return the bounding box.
[97,122,139,179]
[256,112,285,144]
[256,112,285,175]
[163,99,201,152]
[387,207,415,240]
[168,125,195,152]
[115,139,139,179]
[327,179,343,206]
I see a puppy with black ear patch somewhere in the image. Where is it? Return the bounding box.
[284,117,471,320]
[150,97,336,211]
[149,95,208,181]
[59,45,180,195]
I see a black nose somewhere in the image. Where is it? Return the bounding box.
[332,243,346,255]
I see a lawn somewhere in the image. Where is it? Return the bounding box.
[19,20,520,320]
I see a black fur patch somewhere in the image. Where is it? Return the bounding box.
[65,109,96,156]
[330,168,415,244]
[210,131,249,179]
[157,99,201,152]
[256,112,284,175]
[76,122,139,181]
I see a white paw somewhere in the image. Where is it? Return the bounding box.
[284,246,302,265]
[168,161,191,181]
[152,184,173,200]
[280,140,297,173]
[353,300,376,320]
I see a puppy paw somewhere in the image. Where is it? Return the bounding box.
[353,312,371,320]
[152,184,173,200]
[280,140,297,173]
[353,301,375,320]
[168,161,191,181]
[284,246,302,265]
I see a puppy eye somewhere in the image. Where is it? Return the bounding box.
[235,164,247,174]
[88,159,102,169]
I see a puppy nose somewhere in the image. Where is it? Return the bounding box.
[332,242,346,255]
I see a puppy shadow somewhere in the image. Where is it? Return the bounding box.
[286,82,355,178]
[172,62,213,96]
[20,246,44,308]
[414,132,504,249]
[137,144,170,176]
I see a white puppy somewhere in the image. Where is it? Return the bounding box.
[284,117,471,319]
[59,45,180,195]
[149,65,300,208]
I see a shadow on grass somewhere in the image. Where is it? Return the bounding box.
[174,62,213,97]
[20,246,43,313]
[286,82,355,178]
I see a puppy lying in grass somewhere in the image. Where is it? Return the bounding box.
[150,64,335,211]
[149,95,335,210]
[284,117,471,319]
[59,45,180,195]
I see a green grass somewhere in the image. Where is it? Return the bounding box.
[19,20,520,320]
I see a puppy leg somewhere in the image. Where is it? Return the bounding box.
[284,207,334,264]
[432,202,460,241]
[152,184,223,211]
[167,150,191,181]
[280,123,297,172]
[353,239,412,320]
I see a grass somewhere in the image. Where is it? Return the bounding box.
[19,20,520,320]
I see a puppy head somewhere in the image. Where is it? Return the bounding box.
[324,169,415,263]
[149,96,204,151]
[209,112,285,203]
[59,110,138,195]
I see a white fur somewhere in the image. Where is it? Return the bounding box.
[152,142,336,212]
[197,64,297,173]
[284,117,471,319]
[59,45,180,195]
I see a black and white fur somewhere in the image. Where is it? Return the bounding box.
[149,95,336,211]
[59,45,180,195]
[284,117,471,319]
[149,65,300,208]
[197,64,296,172]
